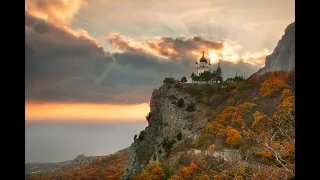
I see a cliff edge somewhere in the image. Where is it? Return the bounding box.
[256,22,295,75]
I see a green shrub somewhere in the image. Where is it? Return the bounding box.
[176,132,182,141]
[162,138,176,154]
[181,76,187,83]
[138,130,146,141]
[177,98,184,107]
[163,77,175,84]
[169,95,177,100]
[186,102,195,112]
[161,165,173,179]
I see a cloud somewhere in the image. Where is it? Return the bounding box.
[106,33,268,66]
[77,0,294,53]
[25,0,292,105]
[25,11,115,103]
[25,0,85,26]
[106,33,223,61]
[25,11,191,104]
[26,9,265,105]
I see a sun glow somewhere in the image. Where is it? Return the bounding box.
[205,40,269,66]
[25,102,150,122]
[208,50,220,64]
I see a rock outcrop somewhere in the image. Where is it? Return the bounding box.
[256,22,295,75]
[122,84,207,180]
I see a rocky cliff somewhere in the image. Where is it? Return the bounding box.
[256,22,295,75]
[122,84,208,180]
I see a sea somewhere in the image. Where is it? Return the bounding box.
[25,120,147,163]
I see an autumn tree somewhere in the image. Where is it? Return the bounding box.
[226,126,244,148]
[204,121,226,137]
[259,76,290,97]
[172,162,197,180]
[133,162,166,180]
[226,82,237,91]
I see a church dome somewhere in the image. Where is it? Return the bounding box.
[199,51,207,63]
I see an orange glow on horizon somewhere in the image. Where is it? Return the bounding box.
[25,102,150,122]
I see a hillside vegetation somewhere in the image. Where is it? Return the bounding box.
[25,151,128,180]
[26,70,295,180]
[131,70,295,180]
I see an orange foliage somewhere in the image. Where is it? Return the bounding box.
[205,102,256,138]
[259,76,290,97]
[280,95,295,113]
[270,71,287,79]
[26,152,128,180]
[226,83,237,91]
[215,106,236,124]
[231,102,257,128]
[247,74,259,84]
[236,102,257,115]
[281,88,293,100]
[133,162,166,180]
[252,111,267,128]
[168,175,183,180]
[169,162,198,180]
[204,121,226,137]
[226,126,244,147]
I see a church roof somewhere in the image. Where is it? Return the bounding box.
[199,51,207,63]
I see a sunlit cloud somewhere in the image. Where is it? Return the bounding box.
[25,0,101,47]
[106,33,268,66]
[25,0,86,26]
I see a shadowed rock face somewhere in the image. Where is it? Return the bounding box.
[122,84,205,180]
[256,22,295,75]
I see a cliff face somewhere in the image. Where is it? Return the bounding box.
[122,84,207,180]
[256,22,295,75]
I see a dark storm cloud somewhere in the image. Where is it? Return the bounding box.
[25,11,115,103]
[25,12,192,104]
[26,10,262,105]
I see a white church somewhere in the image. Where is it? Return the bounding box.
[187,51,222,83]
[196,51,212,76]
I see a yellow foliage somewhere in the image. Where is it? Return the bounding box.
[252,111,267,128]
[198,174,210,180]
[209,144,216,151]
[281,95,295,112]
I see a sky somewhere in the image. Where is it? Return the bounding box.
[25,0,295,122]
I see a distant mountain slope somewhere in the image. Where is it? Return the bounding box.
[25,148,129,180]
[256,22,295,75]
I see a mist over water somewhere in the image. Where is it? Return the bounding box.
[25,120,147,163]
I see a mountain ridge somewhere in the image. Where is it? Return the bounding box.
[255,22,295,75]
